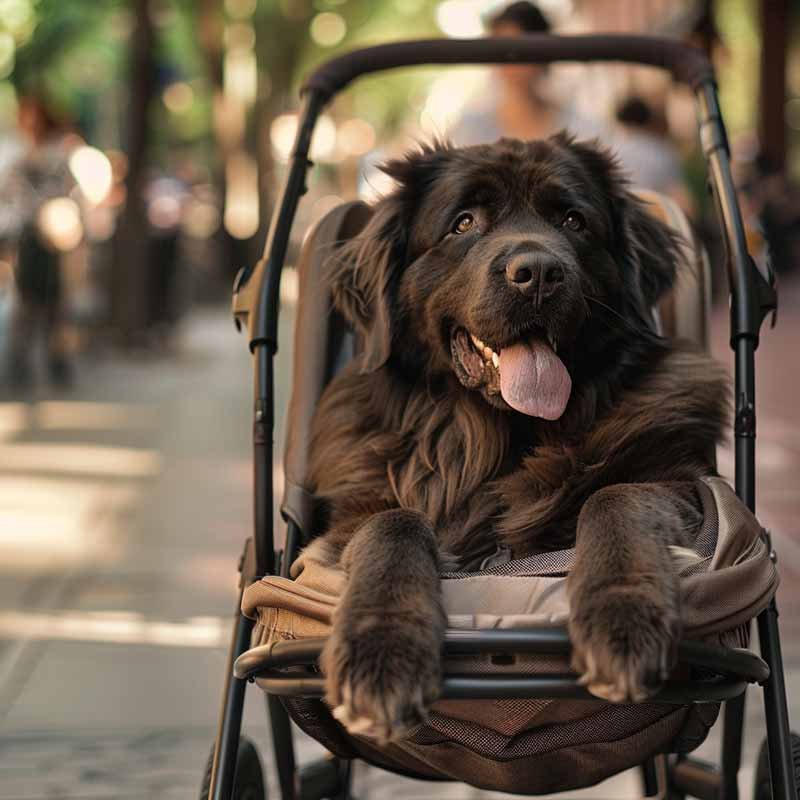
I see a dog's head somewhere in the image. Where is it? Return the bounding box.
[328,134,680,420]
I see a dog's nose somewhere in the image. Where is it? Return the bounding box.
[506,253,565,303]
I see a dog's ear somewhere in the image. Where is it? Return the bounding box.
[556,132,680,311]
[327,142,451,372]
[327,194,406,372]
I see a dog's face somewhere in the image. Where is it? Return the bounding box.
[330,134,678,420]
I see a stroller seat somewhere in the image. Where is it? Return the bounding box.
[205,35,794,800]
[235,191,778,794]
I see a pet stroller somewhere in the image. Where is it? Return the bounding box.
[200,34,795,800]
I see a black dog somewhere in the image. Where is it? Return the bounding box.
[302,134,728,742]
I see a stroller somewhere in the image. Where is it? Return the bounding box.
[201,34,795,800]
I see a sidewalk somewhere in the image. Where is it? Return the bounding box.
[0,279,798,798]
[0,309,277,798]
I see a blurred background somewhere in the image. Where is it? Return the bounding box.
[0,0,799,797]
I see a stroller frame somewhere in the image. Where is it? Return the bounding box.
[206,34,791,800]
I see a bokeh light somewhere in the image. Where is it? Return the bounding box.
[0,0,34,32]
[0,32,15,79]
[224,48,257,107]
[163,81,195,114]
[420,70,483,135]
[147,194,182,230]
[37,197,84,252]
[181,194,221,240]
[225,0,256,19]
[225,21,256,51]
[436,0,485,38]
[69,146,114,206]
[310,12,347,47]
[224,151,259,239]
[312,114,338,160]
[338,117,376,157]
[270,112,339,163]
[270,113,298,162]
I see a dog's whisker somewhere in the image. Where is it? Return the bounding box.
[585,296,640,331]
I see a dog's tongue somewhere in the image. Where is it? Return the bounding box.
[499,337,571,419]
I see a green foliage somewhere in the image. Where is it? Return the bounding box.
[714,0,760,136]
[12,0,122,95]
[251,0,441,127]
[1,0,446,150]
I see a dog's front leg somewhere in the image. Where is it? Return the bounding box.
[567,482,702,703]
[320,509,446,742]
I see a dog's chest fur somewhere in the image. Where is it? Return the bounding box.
[310,348,727,566]
[385,393,571,564]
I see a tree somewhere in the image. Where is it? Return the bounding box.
[111,0,157,346]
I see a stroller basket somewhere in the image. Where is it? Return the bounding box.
[202,32,795,800]
[233,474,776,793]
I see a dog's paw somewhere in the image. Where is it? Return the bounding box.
[568,588,680,703]
[321,615,441,743]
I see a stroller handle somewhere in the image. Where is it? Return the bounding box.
[302,35,714,99]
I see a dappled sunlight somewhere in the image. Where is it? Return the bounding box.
[0,404,28,441]
[0,400,156,436]
[0,442,162,478]
[0,477,136,570]
[0,609,229,648]
[176,554,241,596]
[33,402,156,431]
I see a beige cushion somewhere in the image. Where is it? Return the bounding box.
[635,189,711,350]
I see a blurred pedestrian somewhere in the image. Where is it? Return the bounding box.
[451,2,600,147]
[2,94,79,388]
[612,95,690,209]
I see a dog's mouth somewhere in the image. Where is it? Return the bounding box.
[450,327,572,420]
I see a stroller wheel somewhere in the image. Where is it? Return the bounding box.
[753,733,800,800]
[199,736,267,800]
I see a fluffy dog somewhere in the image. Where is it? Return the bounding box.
[302,134,728,742]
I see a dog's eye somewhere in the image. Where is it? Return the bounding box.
[561,210,585,232]
[452,213,475,235]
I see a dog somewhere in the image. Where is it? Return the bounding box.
[301,134,728,742]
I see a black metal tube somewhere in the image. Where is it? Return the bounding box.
[443,626,572,655]
[209,604,254,800]
[440,675,747,703]
[234,632,770,685]
[734,337,756,510]
[302,35,714,98]
[247,93,325,578]
[696,83,759,348]
[268,694,298,800]
[253,351,275,578]
[695,80,795,800]
[641,757,660,797]
[249,92,326,351]
[255,673,748,704]
[696,79,755,800]
[758,599,797,800]
[718,336,755,800]
[720,693,746,800]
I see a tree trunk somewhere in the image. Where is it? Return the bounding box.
[111,0,157,346]
[759,0,788,172]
